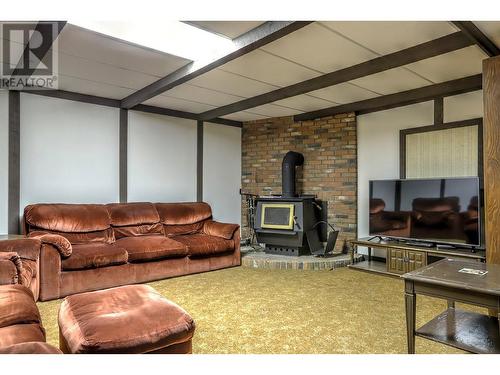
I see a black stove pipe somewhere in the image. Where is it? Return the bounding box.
[282,151,304,197]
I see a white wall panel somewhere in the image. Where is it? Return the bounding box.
[0,92,8,234]
[203,123,241,224]
[128,111,196,202]
[357,102,434,256]
[20,94,120,211]
[444,90,483,122]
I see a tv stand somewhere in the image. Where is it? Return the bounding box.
[348,237,485,277]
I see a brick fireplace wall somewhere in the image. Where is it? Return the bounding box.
[241,113,357,252]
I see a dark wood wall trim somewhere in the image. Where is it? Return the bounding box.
[295,74,482,122]
[434,97,444,125]
[8,91,20,234]
[197,120,204,202]
[121,21,312,109]
[399,118,483,180]
[483,56,500,264]
[453,21,500,57]
[119,109,128,203]
[199,32,473,121]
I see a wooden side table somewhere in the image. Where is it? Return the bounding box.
[402,259,500,354]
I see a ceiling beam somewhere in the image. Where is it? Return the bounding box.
[22,89,242,127]
[452,21,500,57]
[293,74,482,121]
[120,21,313,109]
[198,31,473,121]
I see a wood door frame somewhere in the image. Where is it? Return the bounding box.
[399,117,483,180]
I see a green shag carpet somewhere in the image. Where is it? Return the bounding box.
[37,267,480,354]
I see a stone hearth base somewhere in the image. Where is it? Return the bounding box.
[241,246,363,270]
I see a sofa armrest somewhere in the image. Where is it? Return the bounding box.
[28,231,72,257]
[0,252,23,285]
[202,220,240,240]
[0,239,40,261]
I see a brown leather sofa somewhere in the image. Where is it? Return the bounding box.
[23,202,240,301]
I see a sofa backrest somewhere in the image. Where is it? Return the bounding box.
[24,202,214,243]
[24,204,114,244]
[155,202,212,237]
[107,202,163,239]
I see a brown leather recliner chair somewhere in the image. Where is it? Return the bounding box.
[0,240,61,354]
[369,199,411,238]
[23,202,240,301]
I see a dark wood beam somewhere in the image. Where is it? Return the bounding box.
[294,74,482,121]
[119,109,128,203]
[434,97,444,125]
[198,32,473,120]
[197,121,204,202]
[21,90,242,127]
[453,21,500,57]
[11,21,66,77]
[483,56,500,264]
[120,21,313,109]
[8,91,20,234]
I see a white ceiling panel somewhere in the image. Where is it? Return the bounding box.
[222,111,269,122]
[475,22,500,47]
[58,75,136,99]
[247,103,303,117]
[321,21,458,55]
[59,24,190,78]
[444,90,483,122]
[261,22,377,73]
[143,95,216,113]
[185,21,265,39]
[405,45,487,82]
[350,67,431,95]
[309,82,379,104]
[273,94,338,112]
[189,69,277,98]
[59,53,159,90]
[165,84,243,107]
[219,49,319,87]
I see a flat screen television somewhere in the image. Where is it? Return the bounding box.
[369,177,481,247]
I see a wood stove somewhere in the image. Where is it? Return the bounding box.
[253,151,327,256]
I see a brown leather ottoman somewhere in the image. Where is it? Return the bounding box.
[58,285,195,354]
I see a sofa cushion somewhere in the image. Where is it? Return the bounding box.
[115,236,188,262]
[0,285,40,329]
[156,202,212,225]
[173,234,235,257]
[107,202,160,226]
[58,285,195,354]
[61,243,128,271]
[412,197,460,213]
[163,222,204,237]
[25,204,111,232]
[0,324,46,348]
[113,223,164,239]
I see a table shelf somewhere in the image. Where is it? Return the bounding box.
[416,308,500,354]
